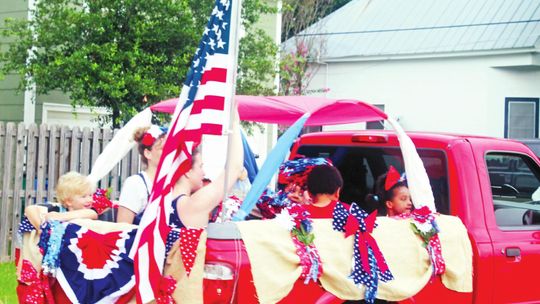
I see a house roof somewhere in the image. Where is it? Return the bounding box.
[286,0,540,61]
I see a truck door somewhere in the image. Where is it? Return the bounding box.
[484,152,540,303]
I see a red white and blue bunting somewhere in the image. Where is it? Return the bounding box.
[39,222,137,303]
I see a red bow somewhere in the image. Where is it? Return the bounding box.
[141,133,156,146]
[384,166,403,190]
[155,275,177,304]
[345,210,389,275]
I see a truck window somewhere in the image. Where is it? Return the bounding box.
[295,146,450,215]
[486,153,540,229]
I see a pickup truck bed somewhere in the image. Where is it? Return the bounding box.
[204,130,540,303]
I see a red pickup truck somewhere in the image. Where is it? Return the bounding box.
[203,130,540,303]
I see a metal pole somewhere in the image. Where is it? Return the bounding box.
[221,0,244,222]
[24,0,37,125]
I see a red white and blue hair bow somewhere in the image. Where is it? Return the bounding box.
[141,125,168,147]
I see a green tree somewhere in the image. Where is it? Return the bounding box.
[0,0,277,127]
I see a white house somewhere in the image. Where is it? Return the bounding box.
[288,0,540,138]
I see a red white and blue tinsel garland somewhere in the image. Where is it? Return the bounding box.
[333,203,394,303]
[277,157,331,189]
[38,220,66,276]
[275,203,323,283]
[396,206,446,276]
[91,188,117,215]
[256,189,290,219]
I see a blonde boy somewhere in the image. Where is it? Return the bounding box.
[25,171,98,230]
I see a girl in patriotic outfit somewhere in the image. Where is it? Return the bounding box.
[158,114,244,302]
[368,166,413,217]
[170,112,244,229]
[117,125,166,224]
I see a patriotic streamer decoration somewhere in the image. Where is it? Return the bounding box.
[278,157,332,189]
[275,203,323,283]
[398,206,446,276]
[212,195,242,223]
[39,221,66,276]
[333,203,393,303]
[256,189,291,219]
[17,260,54,304]
[164,227,204,276]
[289,203,322,283]
[55,223,137,303]
[179,228,204,276]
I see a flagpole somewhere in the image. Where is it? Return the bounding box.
[221,0,243,222]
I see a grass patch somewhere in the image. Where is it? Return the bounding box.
[0,262,17,304]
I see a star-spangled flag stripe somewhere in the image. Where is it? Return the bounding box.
[201,68,228,84]
[132,0,235,302]
[192,95,225,113]
[153,122,223,147]
[183,125,224,139]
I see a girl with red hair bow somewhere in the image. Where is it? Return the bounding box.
[368,166,413,217]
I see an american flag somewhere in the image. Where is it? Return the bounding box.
[131,0,236,302]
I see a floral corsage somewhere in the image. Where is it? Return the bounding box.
[399,206,446,275]
[408,206,440,246]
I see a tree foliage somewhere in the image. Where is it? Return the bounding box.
[0,0,277,127]
[281,0,351,42]
[279,0,351,96]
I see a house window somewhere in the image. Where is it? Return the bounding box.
[505,98,539,139]
[42,103,111,128]
[366,104,385,130]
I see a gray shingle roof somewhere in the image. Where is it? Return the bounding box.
[286,0,540,61]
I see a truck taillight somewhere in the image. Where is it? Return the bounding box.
[203,263,235,304]
[351,134,388,143]
[204,263,234,280]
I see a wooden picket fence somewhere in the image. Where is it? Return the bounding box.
[0,122,142,262]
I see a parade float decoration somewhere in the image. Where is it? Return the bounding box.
[15,91,472,303]
[333,204,394,303]
[14,0,473,299]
